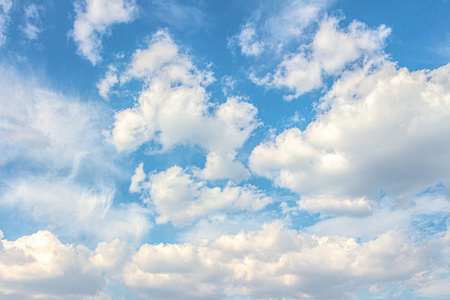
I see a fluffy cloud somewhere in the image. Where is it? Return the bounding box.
[118,223,450,299]
[250,61,450,215]
[110,31,259,182]
[0,229,104,299]
[72,0,137,64]
[3,222,449,300]
[133,165,271,226]
[253,17,391,99]
[0,0,12,46]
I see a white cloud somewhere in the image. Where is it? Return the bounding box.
[72,0,137,65]
[97,65,118,99]
[1,175,151,242]
[0,230,104,299]
[230,0,329,56]
[141,166,271,226]
[3,222,448,300]
[0,68,150,242]
[0,0,12,46]
[307,193,450,239]
[110,31,259,182]
[21,3,43,40]
[0,68,112,171]
[254,17,391,99]
[129,162,146,193]
[250,61,450,215]
[230,21,264,57]
[117,222,450,299]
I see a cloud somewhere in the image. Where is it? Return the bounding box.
[3,221,449,300]
[129,162,146,193]
[1,175,151,242]
[249,61,450,215]
[0,0,12,46]
[21,3,43,40]
[136,165,271,226]
[72,0,137,65]
[117,222,450,299]
[110,30,259,182]
[0,230,104,299]
[97,65,118,99]
[0,68,150,242]
[229,0,329,56]
[0,68,112,171]
[151,0,207,31]
[252,16,391,99]
[229,20,264,57]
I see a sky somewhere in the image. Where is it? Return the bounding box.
[0,0,450,299]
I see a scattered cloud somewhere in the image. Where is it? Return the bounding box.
[252,17,391,99]
[71,0,138,65]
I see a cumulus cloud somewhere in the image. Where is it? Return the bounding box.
[117,223,450,299]
[0,0,12,46]
[0,230,104,299]
[253,17,391,99]
[250,61,450,215]
[3,221,449,300]
[110,30,259,182]
[72,0,137,65]
[136,165,271,226]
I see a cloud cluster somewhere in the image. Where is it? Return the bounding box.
[131,165,271,226]
[253,17,391,99]
[72,0,137,64]
[95,223,450,299]
[250,61,450,215]
[0,229,104,299]
[110,31,259,182]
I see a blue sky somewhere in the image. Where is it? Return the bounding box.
[1,0,450,299]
